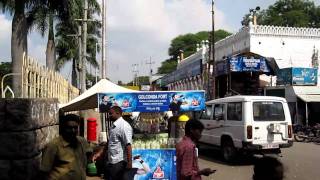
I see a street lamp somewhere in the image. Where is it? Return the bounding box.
[249,6,260,25]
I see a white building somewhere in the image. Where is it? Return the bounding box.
[160,22,320,125]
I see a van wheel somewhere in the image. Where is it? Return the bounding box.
[221,140,237,162]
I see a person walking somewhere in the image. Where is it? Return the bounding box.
[176,119,216,180]
[105,106,133,180]
[39,114,92,180]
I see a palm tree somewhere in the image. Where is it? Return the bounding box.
[0,0,37,96]
[0,0,70,95]
[55,1,101,88]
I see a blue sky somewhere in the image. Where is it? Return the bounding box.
[0,0,319,83]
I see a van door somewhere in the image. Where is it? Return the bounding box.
[206,103,225,146]
[225,102,244,148]
[252,101,288,148]
[199,105,213,144]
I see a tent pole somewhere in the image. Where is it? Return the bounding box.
[306,102,309,126]
[101,113,106,132]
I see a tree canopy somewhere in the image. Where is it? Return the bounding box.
[157,29,232,74]
[241,0,320,28]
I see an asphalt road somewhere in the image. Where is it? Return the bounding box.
[198,142,320,180]
[87,142,320,180]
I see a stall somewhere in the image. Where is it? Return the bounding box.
[60,80,205,180]
[97,90,205,180]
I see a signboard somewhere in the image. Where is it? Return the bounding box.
[131,149,176,180]
[228,56,270,72]
[277,67,318,85]
[98,91,205,113]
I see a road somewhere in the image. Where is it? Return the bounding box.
[198,142,320,180]
[87,142,320,180]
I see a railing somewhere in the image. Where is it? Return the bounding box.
[21,53,79,104]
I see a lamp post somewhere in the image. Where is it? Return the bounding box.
[210,0,216,99]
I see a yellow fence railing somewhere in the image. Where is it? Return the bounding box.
[21,53,79,104]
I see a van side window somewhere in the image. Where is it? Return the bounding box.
[214,104,225,120]
[200,105,212,120]
[227,102,242,121]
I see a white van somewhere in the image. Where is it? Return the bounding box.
[198,96,293,162]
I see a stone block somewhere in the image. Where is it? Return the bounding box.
[0,159,10,180]
[0,125,59,159]
[4,98,59,131]
[0,99,5,130]
[10,154,41,180]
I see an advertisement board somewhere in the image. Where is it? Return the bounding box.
[277,67,318,85]
[131,149,176,180]
[98,91,205,113]
[228,56,270,72]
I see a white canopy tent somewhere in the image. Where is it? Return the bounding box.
[60,79,137,112]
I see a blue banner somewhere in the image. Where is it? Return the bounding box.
[98,91,205,113]
[228,56,270,72]
[131,149,176,180]
[277,67,318,85]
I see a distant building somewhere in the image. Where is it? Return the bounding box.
[158,20,320,125]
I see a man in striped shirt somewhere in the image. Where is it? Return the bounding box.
[105,106,133,180]
[176,119,216,180]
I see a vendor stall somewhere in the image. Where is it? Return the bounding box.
[97,90,205,180]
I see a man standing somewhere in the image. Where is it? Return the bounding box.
[105,106,133,180]
[40,114,92,180]
[176,119,216,180]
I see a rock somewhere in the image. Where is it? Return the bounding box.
[0,159,10,180]
[0,125,59,159]
[0,99,5,130]
[3,98,59,131]
[10,154,41,180]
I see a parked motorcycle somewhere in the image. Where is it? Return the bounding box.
[293,124,320,143]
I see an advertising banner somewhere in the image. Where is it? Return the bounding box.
[292,68,318,85]
[131,149,176,180]
[98,91,205,113]
[277,67,318,85]
[228,56,270,72]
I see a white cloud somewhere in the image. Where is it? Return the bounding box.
[0,0,232,83]
[0,14,12,61]
[105,0,231,82]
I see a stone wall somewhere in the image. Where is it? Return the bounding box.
[0,98,59,180]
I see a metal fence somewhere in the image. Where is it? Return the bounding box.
[21,53,79,104]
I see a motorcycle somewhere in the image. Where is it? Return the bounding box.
[293,124,320,143]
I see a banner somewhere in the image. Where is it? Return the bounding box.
[277,67,318,85]
[98,91,205,113]
[130,149,176,180]
[228,56,270,72]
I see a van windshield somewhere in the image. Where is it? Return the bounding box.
[253,102,285,121]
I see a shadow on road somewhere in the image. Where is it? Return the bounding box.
[198,144,256,166]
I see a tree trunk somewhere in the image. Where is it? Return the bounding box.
[11,1,28,97]
[72,58,78,88]
[46,14,56,70]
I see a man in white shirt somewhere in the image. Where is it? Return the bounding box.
[105,106,133,180]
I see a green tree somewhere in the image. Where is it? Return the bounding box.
[241,0,320,28]
[127,76,150,86]
[158,30,232,74]
[55,1,101,88]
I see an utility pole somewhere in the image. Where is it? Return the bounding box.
[78,25,82,89]
[146,57,155,85]
[132,64,139,86]
[101,0,106,79]
[210,0,216,99]
[81,0,88,94]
